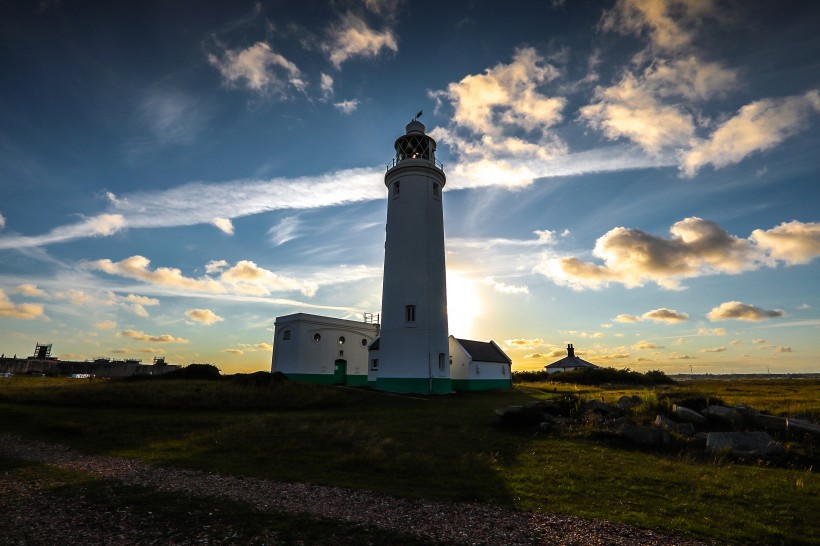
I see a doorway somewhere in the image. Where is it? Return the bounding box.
[334,359,347,385]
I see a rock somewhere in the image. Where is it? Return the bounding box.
[705,432,784,457]
[753,413,789,432]
[654,415,696,436]
[616,395,644,410]
[618,424,671,447]
[673,405,705,424]
[495,406,543,427]
[693,432,708,448]
[703,405,745,427]
[581,400,619,416]
[734,404,760,416]
[787,418,820,438]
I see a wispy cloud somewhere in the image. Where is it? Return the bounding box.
[0,214,126,250]
[333,99,360,114]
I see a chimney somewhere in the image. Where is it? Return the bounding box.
[567,344,575,358]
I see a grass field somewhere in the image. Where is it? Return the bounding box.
[1,376,818,545]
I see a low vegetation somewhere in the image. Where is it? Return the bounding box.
[514,367,675,386]
[1,374,818,545]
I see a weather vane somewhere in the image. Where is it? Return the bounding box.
[413,110,423,121]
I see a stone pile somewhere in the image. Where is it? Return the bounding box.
[496,396,819,459]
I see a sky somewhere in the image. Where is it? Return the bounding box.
[1,0,819,374]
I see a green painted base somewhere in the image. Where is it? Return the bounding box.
[375,377,452,394]
[283,372,368,387]
[451,378,512,391]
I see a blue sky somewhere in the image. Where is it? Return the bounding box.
[1,0,819,374]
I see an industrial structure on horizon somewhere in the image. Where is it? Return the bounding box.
[271,119,512,393]
[0,342,180,378]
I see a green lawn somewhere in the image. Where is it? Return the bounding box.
[1,376,818,545]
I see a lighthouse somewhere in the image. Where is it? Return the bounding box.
[373,118,451,393]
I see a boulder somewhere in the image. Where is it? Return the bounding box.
[616,395,644,410]
[752,413,789,432]
[703,405,745,427]
[654,415,695,436]
[618,424,671,447]
[495,406,543,427]
[581,400,620,416]
[787,418,820,438]
[705,431,784,457]
[673,405,705,424]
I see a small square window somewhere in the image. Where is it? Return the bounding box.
[282,330,291,340]
[433,183,440,198]
[371,358,379,370]
[405,304,416,323]
[393,180,400,197]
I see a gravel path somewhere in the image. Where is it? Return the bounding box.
[0,433,713,545]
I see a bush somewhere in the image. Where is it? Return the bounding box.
[161,364,222,381]
[514,367,674,386]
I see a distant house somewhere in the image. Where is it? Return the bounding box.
[544,344,600,374]
[449,336,512,391]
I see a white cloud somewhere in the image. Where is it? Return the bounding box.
[87,255,225,293]
[707,301,785,322]
[634,340,661,350]
[320,73,334,99]
[775,346,792,353]
[14,284,47,297]
[505,338,544,349]
[537,218,820,290]
[208,42,304,95]
[124,294,159,306]
[600,0,721,53]
[642,308,689,323]
[211,217,235,235]
[750,220,820,266]
[0,212,5,229]
[117,329,188,343]
[94,320,117,330]
[325,14,398,68]
[701,346,727,353]
[205,260,229,274]
[185,308,224,326]
[483,277,529,295]
[86,255,318,298]
[697,327,727,336]
[431,48,566,165]
[255,342,273,351]
[615,314,640,323]
[0,288,45,320]
[682,91,820,176]
[333,99,360,114]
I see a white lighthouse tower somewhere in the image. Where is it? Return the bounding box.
[374,118,451,393]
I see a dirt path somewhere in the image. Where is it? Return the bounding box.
[0,433,712,545]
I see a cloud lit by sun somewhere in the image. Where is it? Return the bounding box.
[446,271,482,338]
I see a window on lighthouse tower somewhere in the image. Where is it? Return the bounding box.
[393,180,400,198]
[405,304,416,323]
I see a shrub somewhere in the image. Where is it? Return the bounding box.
[161,364,222,381]
[518,367,675,386]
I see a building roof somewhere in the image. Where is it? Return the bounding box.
[455,338,511,364]
[544,344,600,370]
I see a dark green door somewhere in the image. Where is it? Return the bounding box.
[334,359,347,385]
